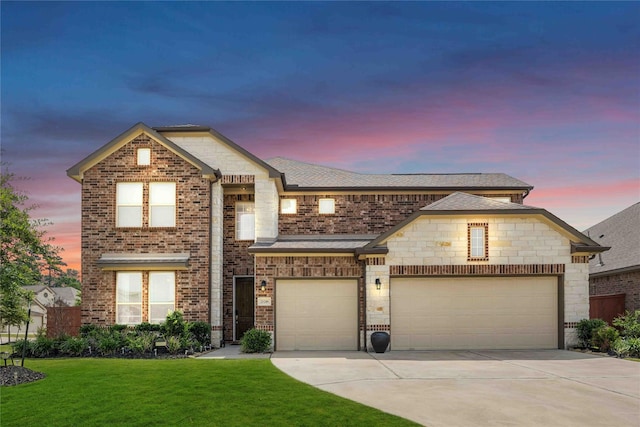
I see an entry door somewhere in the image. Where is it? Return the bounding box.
[234,277,255,341]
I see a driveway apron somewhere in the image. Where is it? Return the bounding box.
[271,350,640,427]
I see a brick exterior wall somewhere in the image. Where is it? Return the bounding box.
[222,194,255,342]
[80,135,211,325]
[590,270,640,312]
[255,255,364,345]
[278,193,523,235]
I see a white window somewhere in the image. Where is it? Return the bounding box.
[149,272,175,324]
[319,198,335,214]
[116,183,143,227]
[468,224,488,260]
[280,199,297,214]
[116,272,142,324]
[137,148,151,166]
[236,202,255,240]
[149,182,176,227]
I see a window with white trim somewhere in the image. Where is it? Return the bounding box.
[137,148,151,166]
[116,272,142,324]
[319,198,335,214]
[149,272,175,324]
[149,182,176,227]
[116,183,143,227]
[280,198,297,214]
[236,202,255,240]
[468,223,489,260]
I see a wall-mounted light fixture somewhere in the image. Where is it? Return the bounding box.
[260,280,267,291]
[375,278,382,290]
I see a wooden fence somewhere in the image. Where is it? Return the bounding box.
[590,293,626,325]
[46,306,82,338]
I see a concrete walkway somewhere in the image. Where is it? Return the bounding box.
[197,344,271,359]
[272,350,640,426]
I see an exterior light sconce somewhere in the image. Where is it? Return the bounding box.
[260,280,267,291]
[375,278,382,290]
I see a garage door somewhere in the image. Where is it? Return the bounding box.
[391,277,558,350]
[276,279,358,350]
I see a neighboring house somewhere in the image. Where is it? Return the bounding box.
[585,203,640,313]
[1,287,49,339]
[52,287,81,307]
[67,122,607,351]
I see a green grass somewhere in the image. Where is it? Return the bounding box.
[1,358,417,426]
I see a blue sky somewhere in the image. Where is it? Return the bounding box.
[2,1,639,270]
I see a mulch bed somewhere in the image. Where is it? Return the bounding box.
[1,365,46,387]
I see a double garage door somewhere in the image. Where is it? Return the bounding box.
[391,277,558,350]
[276,279,358,351]
[274,277,558,351]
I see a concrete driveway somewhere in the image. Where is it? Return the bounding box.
[271,350,640,426]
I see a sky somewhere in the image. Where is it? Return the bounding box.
[2,2,639,273]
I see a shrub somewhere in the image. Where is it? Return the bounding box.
[97,334,121,355]
[240,329,271,353]
[79,324,100,337]
[613,310,640,338]
[134,322,162,333]
[163,311,186,337]
[12,339,31,357]
[188,321,211,346]
[59,336,88,356]
[627,337,640,358]
[612,339,630,358]
[576,318,607,348]
[166,336,182,354]
[592,325,619,352]
[127,332,156,354]
[31,334,56,357]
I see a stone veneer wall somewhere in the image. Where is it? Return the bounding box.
[278,193,524,235]
[81,134,211,325]
[375,215,588,348]
[590,270,640,312]
[222,193,255,342]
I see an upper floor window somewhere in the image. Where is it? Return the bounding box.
[319,198,335,214]
[468,223,489,261]
[149,182,176,227]
[280,199,297,214]
[137,148,151,166]
[149,272,175,324]
[116,272,143,325]
[236,202,255,240]
[116,183,143,227]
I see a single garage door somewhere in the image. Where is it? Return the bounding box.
[276,279,358,350]
[391,277,558,350]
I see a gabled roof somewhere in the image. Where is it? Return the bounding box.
[266,157,533,192]
[359,192,606,255]
[154,125,282,179]
[67,122,221,182]
[584,202,640,277]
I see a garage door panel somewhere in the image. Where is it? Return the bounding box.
[391,277,558,350]
[276,279,357,351]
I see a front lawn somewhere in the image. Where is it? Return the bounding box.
[1,358,417,426]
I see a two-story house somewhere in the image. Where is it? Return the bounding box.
[67,122,607,351]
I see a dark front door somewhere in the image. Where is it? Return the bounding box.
[234,277,255,341]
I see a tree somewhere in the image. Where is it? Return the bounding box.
[0,169,63,341]
[50,268,82,291]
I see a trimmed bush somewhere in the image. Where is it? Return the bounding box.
[240,329,272,353]
[189,321,211,346]
[59,336,88,356]
[592,325,619,353]
[576,318,607,348]
[163,311,186,337]
[613,310,640,338]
